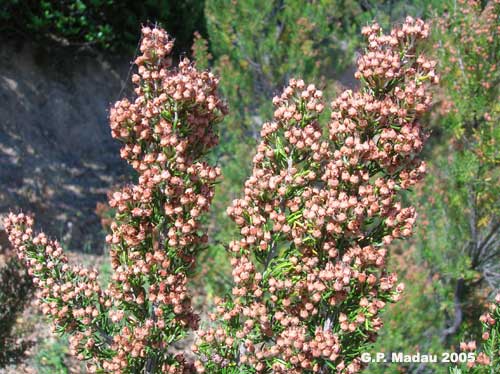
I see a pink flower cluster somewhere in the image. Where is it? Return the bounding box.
[106,25,226,371]
[194,17,437,374]
[5,26,225,373]
[4,213,112,365]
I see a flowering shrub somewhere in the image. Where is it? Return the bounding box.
[4,26,226,373]
[194,17,438,374]
[4,18,438,374]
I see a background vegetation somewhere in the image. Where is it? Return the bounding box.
[0,0,206,54]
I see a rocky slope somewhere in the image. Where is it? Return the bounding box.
[0,38,132,253]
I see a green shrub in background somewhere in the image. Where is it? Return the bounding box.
[417,0,500,336]
[0,0,207,54]
[369,1,500,373]
[423,0,500,353]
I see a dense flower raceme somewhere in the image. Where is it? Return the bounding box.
[194,18,438,374]
[4,26,226,374]
[459,293,500,371]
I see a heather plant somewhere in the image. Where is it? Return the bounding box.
[4,26,226,373]
[4,17,439,374]
[193,17,438,374]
